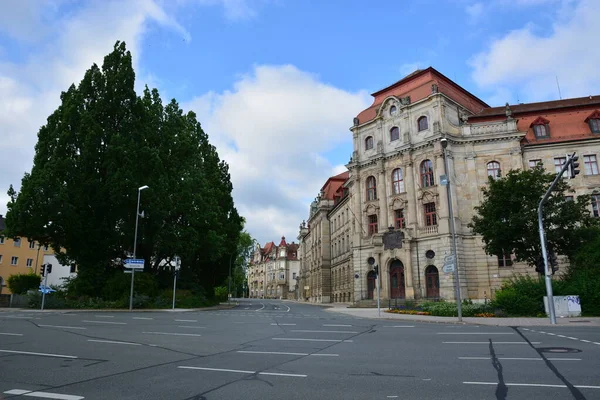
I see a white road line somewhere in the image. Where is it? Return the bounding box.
[237,350,339,356]
[177,366,306,377]
[557,334,567,338]
[566,337,578,340]
[3,389,84,400]
[2,316,33,319]
[323,324,352,327]
[132,317,153,320]
[546,333,556,335]
[594,342,600,345]
[94,315,114,318]
[463,382,600,389]
[444,342,540,344]
[291,330,358,334]
[0,349,77,359]
[178,326,206,329]
[143,332,201,337]
[256,303,265,311]
[174,319,197,322]
[383,326,415,328]
[437,332,514,335]
[580,340,591,343]
[39,325,87,330]
[81,320,126,325]
[0,332,23,336]
[282,304,291,313]
[260,372,306,377]
[271,323,296,326]
[459,357,581,361]
[272,338,353,342]
[88,339,141,346]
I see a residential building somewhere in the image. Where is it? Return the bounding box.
[0,215,54,294]
[248,237,299,299]
[42,253,78,288]
[299,67,600,304]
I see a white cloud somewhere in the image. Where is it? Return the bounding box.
[470,0,600,102]
[176,0,262,21]
[0,0,191,216]
[466,3,484,22]
[183,65,370,243]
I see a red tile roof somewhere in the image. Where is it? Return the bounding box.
[471,95,600,119]
[279,236,287,247]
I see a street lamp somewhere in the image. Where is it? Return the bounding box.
[441,138,462,321]
[129,185,149,311]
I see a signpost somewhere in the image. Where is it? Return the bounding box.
[442,255,455,274]
[172,256,181,310]
[125,258,144,311]
[39,263,53,311]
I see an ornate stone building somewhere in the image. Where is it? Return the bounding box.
[247,237,299,299]
[298,67,600,304]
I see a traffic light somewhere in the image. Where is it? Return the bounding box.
[40,264,46,277]
[535,256,545,274]
[46,264,52,274]
[568,154,580,179]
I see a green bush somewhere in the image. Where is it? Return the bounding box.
[214,286,228,302]
[420,300,493,317]
[7,273,41,294]
[558,269,600,316]
[491,275,546,316]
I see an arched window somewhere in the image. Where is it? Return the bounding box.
[418,116,428,131]
[420,160,434,187]
[390,126,400,142]
[487,161,501,179]
[390,105,397,116]
[366,176,377,201]
[365,136,374,150]
[531,117,550,138]
[585,111,600,133]
[392,168,404,194]
[368,214,378,235]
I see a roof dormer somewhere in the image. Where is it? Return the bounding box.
[530,116,551,139]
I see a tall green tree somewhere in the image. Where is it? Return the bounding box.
[469,166,598,268]
[6,42,243,296]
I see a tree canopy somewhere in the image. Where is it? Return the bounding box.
[5,41,243,296]
[469,166,598,267]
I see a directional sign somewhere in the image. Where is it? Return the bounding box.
[125,259,144,269]
[440,174,448,186]
[444,255,456,263]
[442,264,455,274]
[39,285,56,294]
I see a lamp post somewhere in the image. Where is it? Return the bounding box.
[129,185,149,311]
[441,138,462,321]
[228,253,234,304]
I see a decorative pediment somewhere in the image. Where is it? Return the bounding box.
[530,116,550,126]
[585,110,600,122]
[389,196,408,209]
[364,203,379,214]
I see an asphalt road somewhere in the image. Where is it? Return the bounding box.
[1,299,599,400]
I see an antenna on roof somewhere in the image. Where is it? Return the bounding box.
[556,76,562,100]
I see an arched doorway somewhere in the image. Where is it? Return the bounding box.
[389,260,406,299]
[425,265,440,298]
[367,271,376,299]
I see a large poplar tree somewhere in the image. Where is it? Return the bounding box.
[5,42,243,296]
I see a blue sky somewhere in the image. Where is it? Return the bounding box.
[1,0,599,245]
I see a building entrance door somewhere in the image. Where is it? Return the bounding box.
[389,260,405,299]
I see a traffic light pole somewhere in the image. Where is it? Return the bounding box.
[41,270,49,311]
[538,151,578,325]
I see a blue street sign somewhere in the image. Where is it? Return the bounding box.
[39,285,56,294]
[126,259,144,264]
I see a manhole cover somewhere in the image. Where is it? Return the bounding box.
[537,347,581,354]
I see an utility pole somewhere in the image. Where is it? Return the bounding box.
[130,185,148,311]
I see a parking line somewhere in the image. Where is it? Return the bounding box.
[256,303,265,311]
[0,349,77,359]
[39,325,86,330]
[81,320,126,325]
[133,317,153,320]
[95,315,115,318]
[88,339,141,346]
[143,332,201,337]
[464,382,600,389]
[174,319,197,322]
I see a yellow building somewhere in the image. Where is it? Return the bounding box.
[0,215,54,295]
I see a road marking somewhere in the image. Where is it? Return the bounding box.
[272,338,353,342]
[0,332,23,336]
[281,304,291,313]
[256,303,265,311]
[2,316,33,319]
[459,357,581,361]
[580,340,591,343]
[463,382,600,389]
[4,389,84,399]
[0,349,77,359]
[174,319,197,322]
[132,317,153,320]
[178,326,206,329]
[81,320,126,325]
[143,332,202,337]
[546,333,556,335]
[39,325,87,330]
[437,332,514,335]
[443,342,540,344]
[383,325,415,328]
[566,337,578,340]
[557,334,567,338]
[323,324,352,327]
[387,396,399,399]
[178,366,306,377]
[594,342,600,345]
[237,351,339,356]
[271,323,296,326]
[291,330,358,334]
[88,339,141,346]
[94,315,114,318]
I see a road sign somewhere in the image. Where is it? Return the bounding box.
[444,254,455,263]
[125,259,144,269]
[39,285,55,294]
[440,174,448,186]
[442,263,455,273]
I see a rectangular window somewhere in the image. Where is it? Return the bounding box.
[292,272,296,279]
[368,215,378,235]
[279,273,285,280]
[26,258,33,267]
[29,240,36,249]
[0,255,3,263]
[497,252,513,267]
[70,264,77,273]
[14,238,21,247]
[593,194,600,217]
[424,203,437,226]
[394,209,405,229]
[11,256,18,265]
[554,157,567,174]
[529,159,542,169]
[584,155,599,175]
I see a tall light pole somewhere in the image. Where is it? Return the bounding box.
[228,252,234,304]
[129,185,149,311]
[441,138,462,321]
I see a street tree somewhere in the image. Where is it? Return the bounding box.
[469,166,598,268]
[5,41,243,297]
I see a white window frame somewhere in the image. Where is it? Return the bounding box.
[26,258,33,267]
[11,256,18,265]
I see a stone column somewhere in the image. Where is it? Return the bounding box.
[405,161,418,230]
[435,153,450,234]
[377,161,389,231]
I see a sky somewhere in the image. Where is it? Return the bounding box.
[1,0,599,246]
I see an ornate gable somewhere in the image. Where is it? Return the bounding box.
[530,116,550,126]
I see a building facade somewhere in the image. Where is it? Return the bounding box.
[248,237,299,299]
[0,215,55,294]
[298,67,600,304]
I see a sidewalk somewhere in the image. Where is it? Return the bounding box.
[323,304,600,327]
